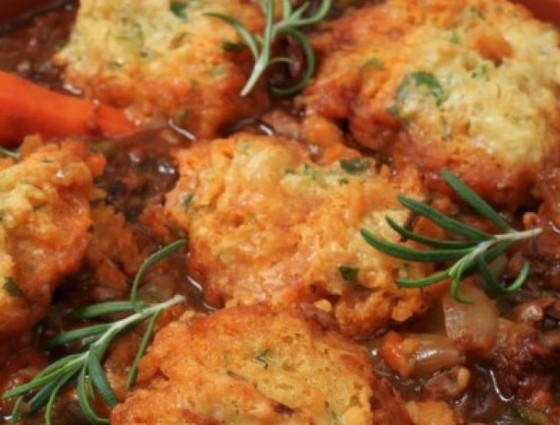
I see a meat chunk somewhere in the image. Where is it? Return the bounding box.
[164,134,439,336]
[0,136,102,338]
[305,0,560,208]
[55,0,269,138]
[111,305,412,425]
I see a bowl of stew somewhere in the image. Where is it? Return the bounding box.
[1,1,560,424]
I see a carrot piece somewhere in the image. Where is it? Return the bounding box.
[0,70,135,146]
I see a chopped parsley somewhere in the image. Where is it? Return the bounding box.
[304,164,318,180]
[339,158,370,174]
[254,350,270,369]
[209,66,226,77]
[449,30,461,45]
[182,193,194,211]
[396,71,445,106]
[222,41,247,53]
[4,277,23,297]
[338,266,359,284]
[362,56,385,70]
[170,1,188,20]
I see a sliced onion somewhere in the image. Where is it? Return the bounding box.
[442,281,499,359]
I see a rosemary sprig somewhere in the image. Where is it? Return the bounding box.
[208,0,332,96]
[361,169,541,302]
[3,240,186,425]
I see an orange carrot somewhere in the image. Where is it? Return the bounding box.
[0,71,135,147]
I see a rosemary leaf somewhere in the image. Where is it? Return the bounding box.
[206,13,259,58]
[44,373,75,425]
[75,301,146,319]
[360,229,471,262]
[46,324,111,350]
[86,352,118,408]
[386,217,477,249]
[398,195,491,240]
[0,146,17,159]
[126,311,160,390]
[8,397,23,425]
[130,239,186,304]
[77,365,108,425]
[441,168,510,231]
[396,270,449,288]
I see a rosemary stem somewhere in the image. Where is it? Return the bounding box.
[494,227,543,241]
[92,295,185,356]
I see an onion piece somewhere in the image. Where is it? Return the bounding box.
[442,281,499,359]
[380,331,465,378]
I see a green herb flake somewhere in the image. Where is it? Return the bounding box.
[396,71,445,106]
[3,277,23,297]
[182,193,195,211]
[222,41,247,53]
[471,64,489,79]
[362,56,385,70]
[339,266,359,283]
[254,349,270,369]
[170,1,188,20]
[449,30,461,45]
[339,158,370,174]
[470,6,486,19]
[209,66,226,77]
[304,164,318,180]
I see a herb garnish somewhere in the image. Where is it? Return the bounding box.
[339,266,359,283]
[361,169,541,303]
[340,158,370,174]
[170,1,188,20]
[222,41,247,53]
[396,71,445,106]
[0,146,18,160]
[254,350,270,369]
[3,277,23,297]
[3,240,187,425]
[207,0,332,96]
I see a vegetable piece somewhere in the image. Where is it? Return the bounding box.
[0,71,135,147]
[207,0,332,96]
[361,168,541,302]
[442,282,499,358]
[380,331,464,378]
